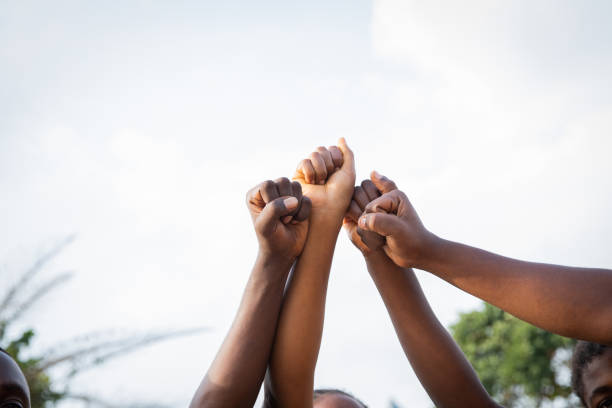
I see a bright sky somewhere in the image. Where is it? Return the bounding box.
[1,1,611,407]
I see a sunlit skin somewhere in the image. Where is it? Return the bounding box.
[0,352,31,408]
[265,139,357,407]
[357,179,612,345]
[344,173,499,408]
[313,394,364,408]
[583,349,612,408]
[190,178,311,408]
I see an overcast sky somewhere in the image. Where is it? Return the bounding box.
[1,1,611,407]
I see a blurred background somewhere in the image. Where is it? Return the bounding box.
[1,1,611,407]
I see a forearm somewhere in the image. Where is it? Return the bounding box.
[190,254,292,408]
[365,251,498,408]
[418,237,612,344]
[267,215,343,407]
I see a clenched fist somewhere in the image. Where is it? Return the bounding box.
[357,182,435,268]
[343,171,398,254]
[247,177,312,261]
[293,138,355,222]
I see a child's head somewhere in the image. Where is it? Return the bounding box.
[0,348,30,408]
[313,388,367,408]
[571,341,612,408]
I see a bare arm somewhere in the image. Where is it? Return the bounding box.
[190,178,311,408]
[418,238,612,345]
[357,173,612,345]
[265,140,356,407]
[344,175,499,408]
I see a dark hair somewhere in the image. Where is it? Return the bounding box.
[313,388,368,408]
[571,341,609,406]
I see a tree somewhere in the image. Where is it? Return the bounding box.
[0,236,205,408]
[450,302,578,407]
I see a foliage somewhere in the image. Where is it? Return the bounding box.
[0,236,205,408]
[450,302,577,407]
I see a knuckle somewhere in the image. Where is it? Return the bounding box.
[361,179,374,190]
[262,179,274,190]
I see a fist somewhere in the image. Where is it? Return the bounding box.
[357,183,433,268]
[344,171,398,254]
[293,138,356,221]
[247,177,312,260]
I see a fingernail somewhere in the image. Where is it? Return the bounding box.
[358,215,367,228]
[372,170,381,179]
[283,197,298,209]
[282,215,293,224]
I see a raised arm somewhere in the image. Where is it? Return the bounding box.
[357,172,612,345]
[343,174,499,408]
[189,178,311,408]
[264,140,356,407]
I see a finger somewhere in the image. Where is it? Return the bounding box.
[346,200,362,222]
[292,196,312,222]
[342,215,355,227]
[329,146,343,168]
[275,177,292,197]
[258,196,299,235]
[246,185,265,209]
[296,159,316,185]
[337,137,355,174]
[361,179,381,201]
[309,151,328,185]
[284,181,303,223]
[370,171,398,194]
[260,180,280,203]
[357,212,401,237]
[291,181,303,201]
[316,146,335,175]
[353,186,370,211]
[357,227,385,248]
[364,191,402,215]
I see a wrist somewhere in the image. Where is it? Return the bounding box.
[362,248,387,263]
[413,231,445,270]
[255,250,296,272]
[310,210,344,230]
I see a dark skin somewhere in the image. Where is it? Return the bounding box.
[356,175,612,345]
[0,352,30,408]
[583,349,612,408]
[344,173,500,408]
[189,178,311,408]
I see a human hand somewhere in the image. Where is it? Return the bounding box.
[357,184,435,268]
[247,177,312,261]
[293,138,355,223]
[343,171,398,255]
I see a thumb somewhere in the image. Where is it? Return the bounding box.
[337,137,355,175]
[370,171,398,194]
[357,212,402,237]
[258,196,299,235]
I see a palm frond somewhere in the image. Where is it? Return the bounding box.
[0,235,75,318]
[4,272,73,326]
[34,327,207,375]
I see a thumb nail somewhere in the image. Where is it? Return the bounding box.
[283,197,298,210]
[358,215,368,228]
